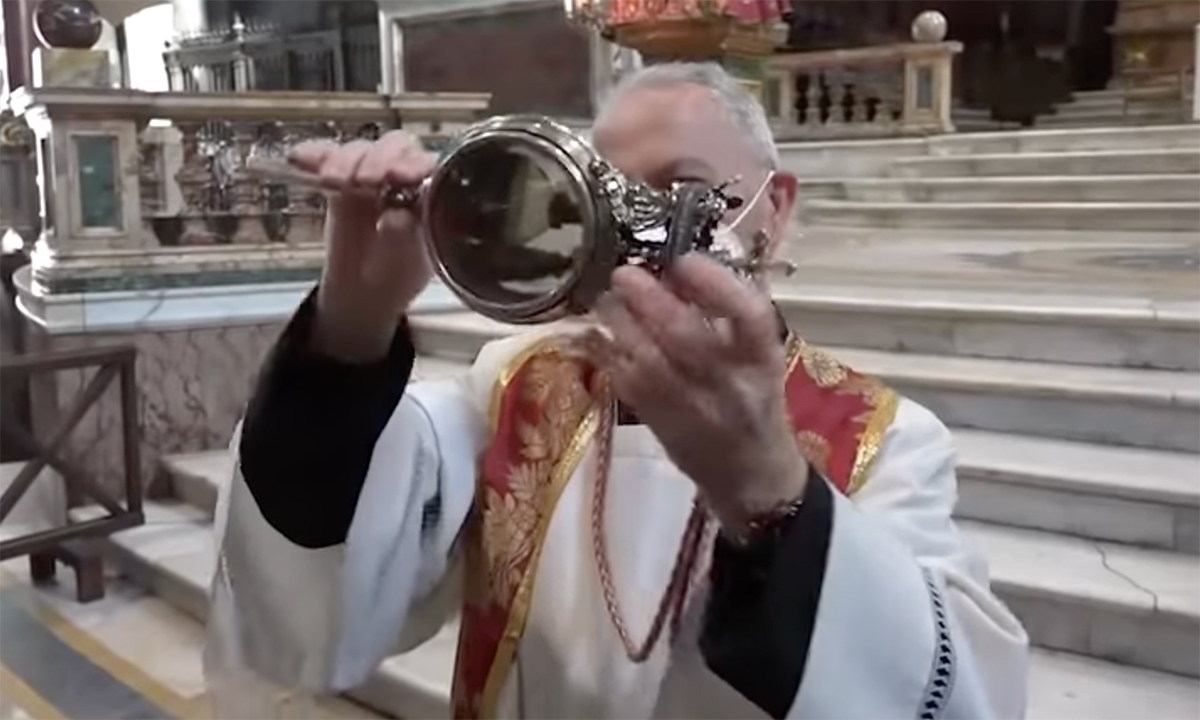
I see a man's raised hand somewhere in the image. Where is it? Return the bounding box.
[289,131,437,364]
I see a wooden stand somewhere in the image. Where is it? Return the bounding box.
[29,539,106,603]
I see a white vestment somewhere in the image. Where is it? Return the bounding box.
[205,329,1030,719]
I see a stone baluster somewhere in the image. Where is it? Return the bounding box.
[860,69,890,130]
[880,68,904,129]
[137,129,163,217]
[316,120,344,144]
[825,70,844,130]
[355,122,385,141]
[844,77,862,126]
[805,73,822,129]
[278,121,310,213]
[775,70,798,126]
[857,70,878,126]
[250,121,292,245]
[277,121,324,245]
[227,121,263,243]
[228,122,259,214]
[174,120,216,245]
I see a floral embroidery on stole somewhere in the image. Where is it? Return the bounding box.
[784,335,899,494]
[450,334,898,718]
[451,338,604,718]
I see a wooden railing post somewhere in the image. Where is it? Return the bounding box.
[0,346,144,603]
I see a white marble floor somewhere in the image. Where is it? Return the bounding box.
[0,561,385,719]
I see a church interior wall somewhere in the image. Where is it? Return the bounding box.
[400,3,591,118]
[22,317,283,497]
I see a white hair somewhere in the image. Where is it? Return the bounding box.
[602,62,780,169]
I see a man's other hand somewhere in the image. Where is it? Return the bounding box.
[591,254,809,533]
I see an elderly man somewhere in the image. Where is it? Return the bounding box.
[205,63,1029,719]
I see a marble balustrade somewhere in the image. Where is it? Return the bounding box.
[8,87,486,497]
[10,87,491,295]
[764,40,963,140]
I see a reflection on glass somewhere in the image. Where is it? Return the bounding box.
[75,135,122,229]
[428,138,585,307]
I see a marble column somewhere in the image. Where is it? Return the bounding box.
[1194,23,1199,120]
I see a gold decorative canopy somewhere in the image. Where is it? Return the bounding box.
[563,0,789,60]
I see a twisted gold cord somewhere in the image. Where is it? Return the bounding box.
[590,386,709,663]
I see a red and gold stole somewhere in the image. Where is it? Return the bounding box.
[450,334,898,718]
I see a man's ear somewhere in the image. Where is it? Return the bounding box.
[765,171,798,257]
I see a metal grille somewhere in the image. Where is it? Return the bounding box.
[164,23,380,93]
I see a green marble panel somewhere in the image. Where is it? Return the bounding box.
[74,134,122,230]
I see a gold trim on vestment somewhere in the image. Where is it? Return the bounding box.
[478,402,602,718]
[782,332,898,497]
[488,336,562,432]
[784,333,803,376]
[847,387,899,496]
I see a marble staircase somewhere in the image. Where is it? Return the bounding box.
[87,280,1200,717]
[796,125,1200,233]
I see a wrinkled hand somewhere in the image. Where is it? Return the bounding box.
[289,131,437,363]
[589,254,808,532]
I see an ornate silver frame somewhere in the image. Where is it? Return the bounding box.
[418,114,742,325]
[419,115,617,324]
[245,113,756,326]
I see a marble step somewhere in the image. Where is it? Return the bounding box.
[889,149,1200,178]
[346,633,1200,720]
[404,313,1200,452]
[293,638,1200,720]
[800,200,1200,232]
[1045,100,1185,116]
[1028,648,1200,720]
[163,418,1200,554]
[953,430,1200,553]
[92,500,1200,688]
[70,502,213,624]
[778,126,1200,179]
[925,124,1200,156]
[831,345,1200,453]
[361,643,1200,720]
[1068,87,1184,106]
[834,175,1200,203]
[1036,110,1187,129]
[773,285,1200,371]
[780,227,1200,299]
[962,520,1200,677]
